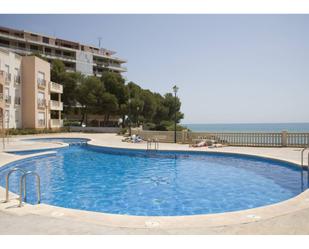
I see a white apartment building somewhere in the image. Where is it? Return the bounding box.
[0,48,22,128]
[0,49,63,130]
[0,26,127,77]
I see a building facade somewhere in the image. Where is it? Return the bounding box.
[0,49,63,129]
[0,26,127,77]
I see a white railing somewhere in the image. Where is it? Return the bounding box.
[133,130,309,147]
[0,70,5,79]
[38,119,45,127]
[4,95,11,104]
[50,81,63,93]
[14,75,21,84]
[37,99,46,109]
[50,100,63,110]
[5,73,11,84]
[50,119,63,128]
[37,78,46,88]
[14,97,21,105]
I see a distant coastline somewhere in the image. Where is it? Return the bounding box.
[183,123,309,132]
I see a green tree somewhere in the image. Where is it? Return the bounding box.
[76,76,104,125]
[101,71,128,105]
[97,92,119,125]
[51,59,66,83]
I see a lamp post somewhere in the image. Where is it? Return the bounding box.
[128,98,131,136]
[173,85,179,143]
[136,106,140,127]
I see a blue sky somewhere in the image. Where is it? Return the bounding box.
[1,14,308,124]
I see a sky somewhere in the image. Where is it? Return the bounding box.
[0,14,308,124]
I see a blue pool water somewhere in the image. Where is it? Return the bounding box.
[0,139,306,216]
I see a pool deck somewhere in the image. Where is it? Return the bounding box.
[0,132,309,235]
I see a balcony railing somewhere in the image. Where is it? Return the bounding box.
[50,81,63,93]
[38,119,45,127]
[5,73,11,84]
[0,70,4,80]
[50,100,63,111]
[37,99,46,109]
[37,78,46,88]
[14,97,21,105]
[14,75,21,85]
[5,95,11,104]
[50,119,63,128]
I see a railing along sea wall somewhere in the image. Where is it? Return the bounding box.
[132,129,309,147]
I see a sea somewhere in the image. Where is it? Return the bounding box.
[183,123,309,132]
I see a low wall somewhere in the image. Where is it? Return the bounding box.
[132,129,309,147]
[69,126,120,133]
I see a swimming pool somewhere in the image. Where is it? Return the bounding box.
[0,138,307,216]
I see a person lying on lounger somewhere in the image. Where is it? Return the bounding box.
[191,140,207,147]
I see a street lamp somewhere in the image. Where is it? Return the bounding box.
[128,98,131,136]
[136,106,140,127]
[173,85,179,143]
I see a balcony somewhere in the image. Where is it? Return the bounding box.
[37,99,46,109]
[14,75,21,85]
[5,95,11,105]
[50,81,63,94]
[0,70,4,84]
[5,73,11,85]
[14,96,21,106]
[37,78,46,89]
[50,119,63,128]
[107,64,127,72]
[38,119,45,127]
[50,100,63,111]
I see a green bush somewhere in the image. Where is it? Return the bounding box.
[63,120,81,127]
[117,127,128,135]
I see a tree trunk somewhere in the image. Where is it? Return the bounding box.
[80,109,85,126]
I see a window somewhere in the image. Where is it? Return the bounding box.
[42,37,49,44]
[4,64,9,74]
[45,47,51,53]
[4,88,9,97]
[15,110,19,123]
[38,92,45,100]
[4,65,11,82]
[18,42,25,48]
[37,71,45,80]
[30,45,39,51]
[37,71,45,86]
[4,110,9,126]
[14,68,20,84]
[38,112,45,127]
[0,39,10,47]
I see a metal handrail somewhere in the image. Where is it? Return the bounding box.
[300,147,309,189]
[154,139,159,151]
[301,147,309,168]
[19,171,41,207]
[146,139,159,151]
[307,151,309,187]
[147,139,152,151]
[5,168,26,202]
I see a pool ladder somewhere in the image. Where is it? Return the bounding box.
[4,168,41,207]
[147,139,159,151]
[300,147,309,189]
